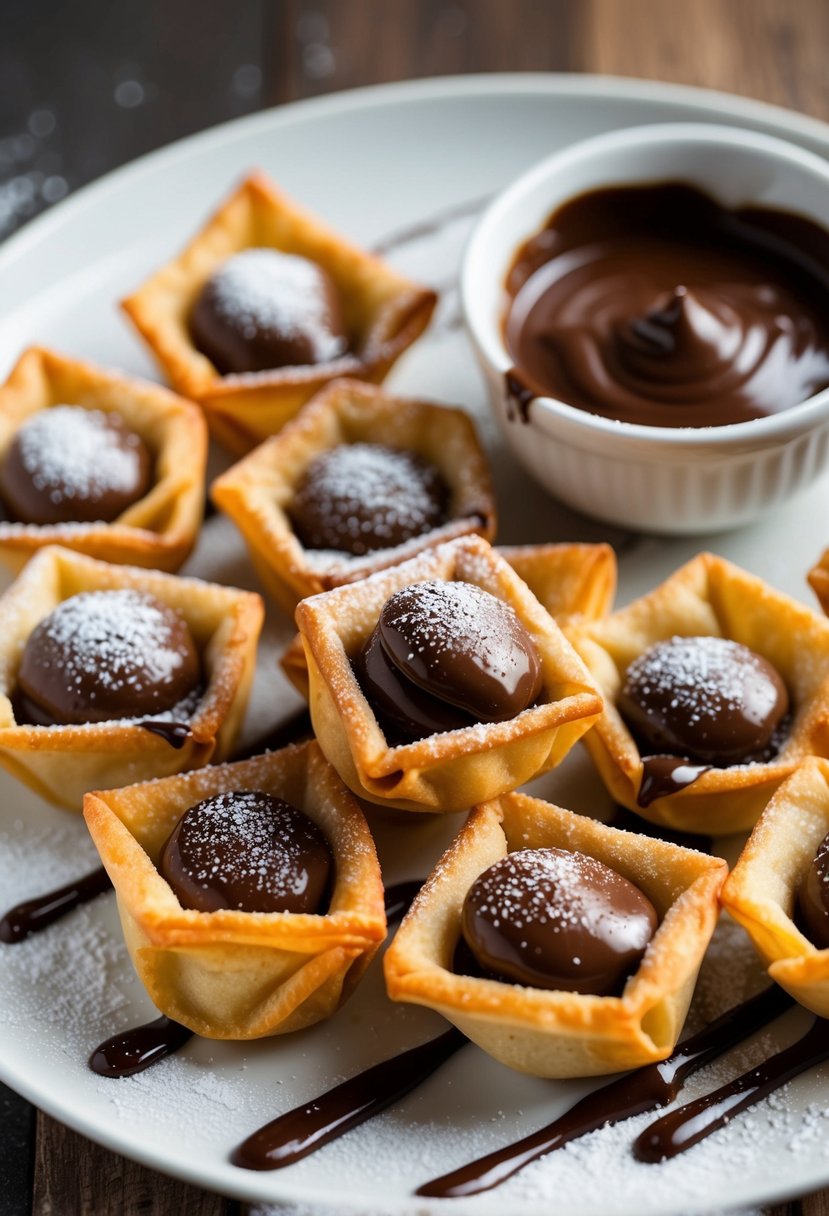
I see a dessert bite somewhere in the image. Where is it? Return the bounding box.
[121,172,436,454]
[566,552,829,834]
[295,535,602,813]
[83,741,386,1039]
[723,757,829,1018]
[384,792,726,1077]
[0,348,206,573]
[212,378,495,611]
[0,545,263,810]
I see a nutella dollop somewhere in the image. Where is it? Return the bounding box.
[798,831,829,949]
[190,248,349,374]
[17,589,200,725]
[158,790,332,914]
[1,406,152,526]
[289,443,448,556]
[504,183,829,427]
[355,580,543,743]
[618,635,789,767]
[460,848,658,995]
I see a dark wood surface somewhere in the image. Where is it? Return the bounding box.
[2,1,829,1212]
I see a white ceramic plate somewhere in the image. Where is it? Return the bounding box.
[3,75,829,1216]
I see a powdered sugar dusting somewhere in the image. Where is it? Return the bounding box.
[291,443,446,555]
[27,589,189,696]
[13,405,146,506]
[206,247,346,362]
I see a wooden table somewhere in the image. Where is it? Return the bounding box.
[2,1,829,1212]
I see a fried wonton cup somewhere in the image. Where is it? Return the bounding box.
[211,378,496,613]
[567,552,829,836]
[281,541,615,700]
[295,535,602,814]
[84,741,386,1039]
[384,792,726,1077]
[722,756,829,1018]
[0,347,206,573]
[0,546,263,810]
[122,172,436,454]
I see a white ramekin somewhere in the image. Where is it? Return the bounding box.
[461,123,829,534]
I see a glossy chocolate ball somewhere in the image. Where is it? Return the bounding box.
[618,635,789,766]
[158,790,332,914]
[461,848,658,995]
[290,443,448,556]
[799,831,829,949]
[17,589,200,725]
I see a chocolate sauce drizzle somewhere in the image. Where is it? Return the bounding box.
[417,985,793,1198]
[137,720,192,748]
[89,1015,194,1078]
[633,1014,829,1163]
[85,878,424,1081]
[0,865,112,943]
[638,756,711,808]
[382,879,422,922]
[231,1027,466,1171]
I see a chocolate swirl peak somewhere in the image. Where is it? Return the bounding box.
[618,635,789,767]
[190,248,349,374]
[158,790,332,914]
[798,831,829,949]
[1,406,152,526]
[17,589,200,725]
[460,848,658,995]
[290,443,448,556]
[356,580,543,743]
[504,182,829,428]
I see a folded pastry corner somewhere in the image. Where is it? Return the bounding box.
[723,756,829,1018]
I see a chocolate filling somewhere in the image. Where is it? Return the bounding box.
[354,580,542,744]
[618,635,789,769]
[289,443,448,557]
[1,405,152,526]
[158,790,332,914]
[459,848,657,996]
[798,830,829,949]
[16,589,200,726]
[190,247,349,374]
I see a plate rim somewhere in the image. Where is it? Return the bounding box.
[3,71,829,1213]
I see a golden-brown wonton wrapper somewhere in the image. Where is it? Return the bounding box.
[0,347,206,573]
[384,792,726,1077]
[295,535,602,813]
[0,545,262,810]
[84,741,386,1039]
[122,172,436,454]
